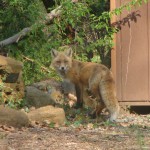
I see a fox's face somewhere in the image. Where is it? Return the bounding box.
[51,48,73,75]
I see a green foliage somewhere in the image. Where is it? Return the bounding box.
[0,0,54,85]
[51,0,148,66]
[0,0,45,39]
[0,0,148,86]
[49,122,55,128]
[0,82,24,109]
[5,98,25,109]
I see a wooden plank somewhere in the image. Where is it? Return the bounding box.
[110,0,117,84]
[112,0,150,106]
[115,0,122,101]
[119,1,149,101]
[148,1,150,100]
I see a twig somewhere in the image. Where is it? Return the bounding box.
[22,55,51,73]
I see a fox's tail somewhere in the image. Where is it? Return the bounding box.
[99,73,120,121]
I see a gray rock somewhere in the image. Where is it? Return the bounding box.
[0,105,29,128]
[25,78,77,108]
[27,106,66,125]
[25,86,56,108]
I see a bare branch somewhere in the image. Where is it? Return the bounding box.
[22,55,51,73]
[45,6,62,24]
[0,0,78,47]
[0,27,31,47]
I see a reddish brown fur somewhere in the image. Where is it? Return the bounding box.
[51,48,120,121]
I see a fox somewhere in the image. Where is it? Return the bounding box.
[51,47,120,121]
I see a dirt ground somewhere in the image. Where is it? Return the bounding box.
[0,109,150,150]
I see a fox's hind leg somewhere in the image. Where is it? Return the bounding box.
[90,98,105,118]
[85,76,105,117]
[99,73,120,122]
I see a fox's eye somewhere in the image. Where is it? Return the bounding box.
[64,60,68,63]
[56,61,61,64]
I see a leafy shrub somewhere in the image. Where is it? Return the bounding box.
[0,0,148,85]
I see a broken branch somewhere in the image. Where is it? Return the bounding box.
[0,0,78,47]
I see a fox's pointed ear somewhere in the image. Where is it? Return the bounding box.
[51,49,58,58]
[65,48,73,58]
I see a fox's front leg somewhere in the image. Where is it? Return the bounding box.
[74,84,83,108]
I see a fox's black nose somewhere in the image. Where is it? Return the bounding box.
[61,67,65,70]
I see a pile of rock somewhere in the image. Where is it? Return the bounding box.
[0,105,66,128]
[0,55,76,128]
[0,55,24,102]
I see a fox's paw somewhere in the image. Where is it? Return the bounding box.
[108,111,119,122]
[88,112,97,119]
[86,88,97,100]
[86,88,92,95]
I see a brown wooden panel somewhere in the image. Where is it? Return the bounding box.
[112,0,150,104]
[148,1,150,102]
[122,3,149,101]
[111,0,122,101]
[110,0,117,90]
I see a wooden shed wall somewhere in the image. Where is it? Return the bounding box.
[111,0,150,105]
